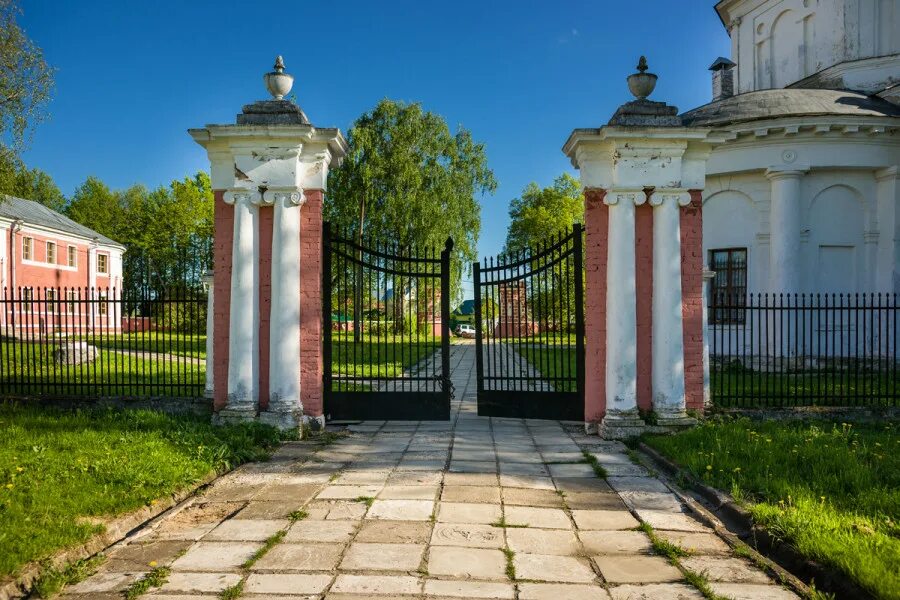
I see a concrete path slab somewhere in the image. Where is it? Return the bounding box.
[64,344,796,599]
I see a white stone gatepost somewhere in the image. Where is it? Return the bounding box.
[563,58,723,437]
[190,57,347,430]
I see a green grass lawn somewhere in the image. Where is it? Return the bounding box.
[330,332,441,378]
[644,418,900,600]
[711,370,898,407]
[515,345,577,392]
[1,342,204,398]
[81,332,206,359]
[0,402,292,579]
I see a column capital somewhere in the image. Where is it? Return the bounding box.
[604,189,646,206]
[223,189,263,206]
[875,166,898,182]
[765,166,809,181]
[648,189,691,207]
[262,187,306,207]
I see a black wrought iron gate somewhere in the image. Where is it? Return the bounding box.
[323,223,453,421]
[474,224,584,420]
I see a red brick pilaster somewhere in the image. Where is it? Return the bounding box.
[299,190,324,419]
[584,188,608,423]
[212,191,233,411]
[681,190,705,412]
[634,200,653,413]
[257,206,274,410]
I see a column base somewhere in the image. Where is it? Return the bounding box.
[303,414,326,432]
[212,406,257,425]
[259,409,304,433]
[598,412,647,440]
[655,413,698,429]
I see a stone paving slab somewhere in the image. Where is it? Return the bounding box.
[65,345,795,600]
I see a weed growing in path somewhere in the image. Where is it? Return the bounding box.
[32,555,106,598]
[581,450,608,478]
[124,566,171,599]
[242,530,286,569]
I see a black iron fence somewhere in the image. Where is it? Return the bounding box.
[474,224,585,420]
[323,223,453,421]
[1,285,207,399]
[709,293,898,407]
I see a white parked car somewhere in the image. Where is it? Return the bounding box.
[455,324,476,338]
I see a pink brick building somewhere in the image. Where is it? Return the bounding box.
[0,196,125,336]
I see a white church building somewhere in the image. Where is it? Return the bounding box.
[687,0,899,299]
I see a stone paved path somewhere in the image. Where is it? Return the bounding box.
[62,345,799,600]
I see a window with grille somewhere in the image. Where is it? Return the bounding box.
[46,288,58,313]
[709,248,747,324]
[68,245,77,267]
[46,242,56,264]
[22,237,33,261]
[97,253,108,274]
[66,290,77,314]
[98,291,108,316]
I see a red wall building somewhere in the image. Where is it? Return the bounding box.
[1,196,125,337]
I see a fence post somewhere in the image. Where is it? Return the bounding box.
[441,237,454,405]
[202,270,214,400]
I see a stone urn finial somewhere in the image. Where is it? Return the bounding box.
[264,55,294,101]
[627,55,657,100]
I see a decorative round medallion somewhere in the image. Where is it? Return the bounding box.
[782,150,797,164]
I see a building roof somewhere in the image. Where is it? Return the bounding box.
[453,299,476,316]
[680,88,900,127]
[0,195,124,248]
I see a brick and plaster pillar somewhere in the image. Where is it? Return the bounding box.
[190,57,346,431]
[765,167,807,293]
[563,57,720,437]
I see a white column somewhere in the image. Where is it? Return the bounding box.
[766,168,806,293]
[261,189,304,429]
[202,270,214,400]
[223,190,260,416]
[605,189,642,418]
[650,190,690,418]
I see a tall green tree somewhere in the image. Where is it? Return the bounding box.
[65,172,213,299]
[326,99,496,299]
[0,148,65,210]
[504,173,583,254]
[0,0,54,153]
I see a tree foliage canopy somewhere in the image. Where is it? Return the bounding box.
[504,173,583,253]
[0,148,65,210]
[325,99,496,297]
[0,0,54,152]
[65,172,214,296]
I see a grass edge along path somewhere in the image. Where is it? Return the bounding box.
[0,402,293,583]
[644,417,899,600]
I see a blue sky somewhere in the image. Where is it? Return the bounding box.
[19,0,729,295]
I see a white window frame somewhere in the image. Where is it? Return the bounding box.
[67,245,77,268]
[98,291,108,316]
[46,288,58,313]
[66,290,77,314]
[22,237,33,261]
[97,253,109,274]
[22,287,33,313]
[46,241,56,264]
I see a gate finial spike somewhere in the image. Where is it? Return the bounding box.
[444,236,454,252]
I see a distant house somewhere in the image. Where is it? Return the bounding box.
[0,195,125,336]
[452,299,476,327]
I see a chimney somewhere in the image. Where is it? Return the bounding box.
[709,57,736,101]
